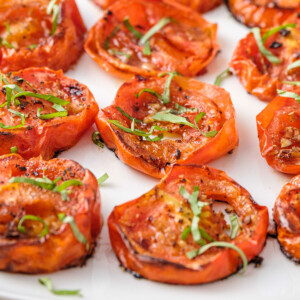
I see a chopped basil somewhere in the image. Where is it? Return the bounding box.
[92,131,104,148]
[37,107,68,120]
[98,173,109,185]
[0,38,15,49]
[39,277,82,297]
[282,81,300,86]
[158,71,178,104]
[0,109,25,129]
[229,214,239,239]
[262,23,296,43]
[214,68,232,86]
[287,59,300,73]
[108,48,131,59]
[186,241,248,273]
[58,213,89,250]
[10,146,18,153]
[251,27,281,64]
[47,0,60,36]
[277,89,300,102]
[135,88,163,102]
[104,25,120,49]
[4,23,10,34]
[123,17,143,39]
[28,44,37,50]
[181,226,214,242]
[18,215,49,238]
[116,106,142,123]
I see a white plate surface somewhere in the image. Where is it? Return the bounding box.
[0,1,298,300]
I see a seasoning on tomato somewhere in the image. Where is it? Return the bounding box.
[225,0,300,28]
[0,154,101,273]
[230,21,300,102]
[274,174,300,263]
[0,0,86,72]
[108,164,269,284]
[93,0,222,13]
[0,67,99,160]
[85,0,219,79]
[95,73,238,178]
[257,88,300,174]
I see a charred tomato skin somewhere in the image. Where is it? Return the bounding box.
[108,164,269,284]
[85,0,219,79]
[0,154,101,274]
[95,75,238,178]
[0,0,86,72]
[274,175,300,263]
[225,0,300,28]
[0,67,99,160]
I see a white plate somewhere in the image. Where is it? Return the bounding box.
[0,1,298,300]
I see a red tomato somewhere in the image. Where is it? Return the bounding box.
[85,0,219,79]
[0,68,99,160]
[230,18,300,102]
[95,74,238,178]
[0,0,86,72]
[108,164,269,284]
[225,0,300,28]
[257,89,300,174]
[274,174,300,263]
[0,154,101,273]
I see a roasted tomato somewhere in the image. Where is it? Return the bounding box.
[274,175,300,263]
[225,0,300,28]
[256,88,300,174]
[96,74,238,178]
[108,164,269,284]
[0,0,86,72]
[0,154,101,273]
[85,0,219,79]
[230,19,300,102]
[92,0,222,13]
[0,67,99,160]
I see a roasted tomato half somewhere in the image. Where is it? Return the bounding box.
[256,88,300,174]
[85,0,219,79]
[0,154,101,273]
[230,19,300,102]
[108,164,269,284]
[96,74,238,178]
[92,0,222,13]
[0,67,99,160]
[225,0,300,28]
[274,175,300,263]
[0,0,86,72]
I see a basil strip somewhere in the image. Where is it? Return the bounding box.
[39,277,82,297]
[108,48,131,59]
[186,241,248,273]
[98,173,109,185]
[123,17,143,39]
[282,81,300,86]
[92,131,104,148]
[214,68,232,86]
[181,226,214,242]
[158,71,178,104]
[165,103,197,114]
[0,37,15,49]
[0,109,25,129]
[37,108,68,120]
[58,213,89,250]
[251,27,281,64]
[18,215,49,238]
[47,0,60,36]
[104,25,120,49]
[262,23,296,43]
[277,89,300,102]
[54,179,82,193]
[116,106,142,123]
[135,88,163,101]
[13,91,69,105]
[10,146,18,153]
[229,214,240,239]
[287,59,300,73]
[28,44,37,50]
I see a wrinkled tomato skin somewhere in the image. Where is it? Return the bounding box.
[230,18,300,102]
[225,0,300,28]
[0,68,99,160]
[257,92,300,174]
[95,75,238,178]
[0,0,86,72]
[93,0,222,13]
[0,154,101,274]
[108,164,269,284]
[85,0,219,79]
[274,175,300,263]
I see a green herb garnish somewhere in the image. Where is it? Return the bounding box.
[98,173,109,185]
[10,146,18,153]
[92,131,104,148]
[108,48,131,59]
[104,25,120,49]
[0,109,25,129]
[18,215,49,238]
[123,17,143,39]
[28,44,37,50]
[37,107,68,120]
[282,81,300,86]
[181,226,214,243]
[47,0,60,36]
[262,23,296,43]
[116,106,142,123]
[214,68,232,86]
[229,214,239,239]
[287,59,300,73]
[277,89,300,102]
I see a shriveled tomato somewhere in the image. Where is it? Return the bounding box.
[274,175,300,263]
[0,67,99,160]
[0,154,101,273]
[225,0,300,28]
[85,0,219,79]
[230,19,300,102]
[93,0,222,13]
[108,164,269,284]
[256,88,300,174]
[96,74,238,178]
[0,0,86,72]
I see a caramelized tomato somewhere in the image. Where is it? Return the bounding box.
[257,89,300,174]
[108,164,269,284]
[225,0,300,28]
[85,0,219,79]
[274,175,300,263]
[0,68,99,160]
[0,154,101,273]
[96,75,238,178]
[0,0,86,72]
